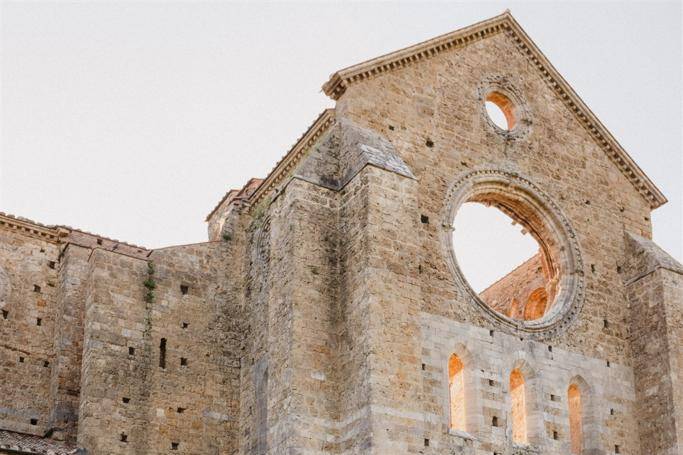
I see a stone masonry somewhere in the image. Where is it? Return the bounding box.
[0,11,681,455]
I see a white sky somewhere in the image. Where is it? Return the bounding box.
[1,1,681,263]
[454,203,539,292]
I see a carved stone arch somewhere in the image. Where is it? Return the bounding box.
[567,375,601,455]
[441,169,586,340]
[507,355,543,447]
[443,343,483,437]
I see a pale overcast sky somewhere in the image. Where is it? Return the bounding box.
[1,1,681,278]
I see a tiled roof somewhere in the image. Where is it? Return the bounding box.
[0,430,80,455]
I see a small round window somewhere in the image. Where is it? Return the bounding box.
[484,91,516,131]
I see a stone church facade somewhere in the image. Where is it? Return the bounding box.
[0,11,681,455]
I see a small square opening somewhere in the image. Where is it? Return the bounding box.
[30,418,37,425]
[615,445,620,454]
[171,442,179,450]
[181,322,189,329]
[43,360,49,368]
[2,310,8,319]
[552,430,558,440]
[177,407,185,414]
[97,239,103,246]
[122,397,130,404]
[180,285,189,295]
[180,357,188,367]
[120,433,127,443]
[420,214,429,224]
[128,347,135,356]
[491,416,499,427]
[33,285,41,293]
[36,318,42,326]
[424,438,429,447]
[19,356,24,363]
[48,261,56,269]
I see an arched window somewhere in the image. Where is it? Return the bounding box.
[448,354,466,431]
[524,288,548,320]
[510,368,527,444]
[568,383,583,454]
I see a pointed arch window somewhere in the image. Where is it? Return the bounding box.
[448,354,466,431]
[510,368,527,444]
[568,383,583,454]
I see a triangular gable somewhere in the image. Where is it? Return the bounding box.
[322,11,666,209]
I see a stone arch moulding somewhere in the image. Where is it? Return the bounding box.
[478,74,532,140]
[441,343,483,438]
[441,169,586,340]
[567,374,601,455]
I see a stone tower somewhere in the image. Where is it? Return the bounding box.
[0,11,681,455]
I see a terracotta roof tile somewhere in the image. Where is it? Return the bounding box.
[0,430,80,455]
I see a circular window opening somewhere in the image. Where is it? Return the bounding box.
[485,91,516,131]
[453,201,559,321]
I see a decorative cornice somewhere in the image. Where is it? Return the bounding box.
[247,108,336,210]
[322,11,666,210]
[0,212,148,252]
[0,212,60,243]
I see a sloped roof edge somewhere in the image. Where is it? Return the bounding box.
[322,11,667,209]
[247,108,336,209]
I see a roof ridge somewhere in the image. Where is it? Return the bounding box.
[247,108,336,209]
[321,11,667,210]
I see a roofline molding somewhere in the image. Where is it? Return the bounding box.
[246,108,336,210]
[322,11,667,209]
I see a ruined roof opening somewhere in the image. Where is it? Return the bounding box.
[443,170,585,336]
[453,201,556,321]
[452,179,565,323]
[485,91,516,130]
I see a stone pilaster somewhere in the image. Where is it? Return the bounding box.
[624,233,683,455]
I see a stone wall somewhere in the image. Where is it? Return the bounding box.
[78,241,241,454]
[328,24,655,455]
[0,225,60,437]
[0,13,680,455]
[623,234,683,455]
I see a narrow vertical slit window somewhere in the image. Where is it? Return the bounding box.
[159,338,167,369]
[568,383,583,454]
[510,368,527,444]
[448,354,466,431]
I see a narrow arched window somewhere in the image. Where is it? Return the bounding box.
[524,288,548,320]
[568,383,583,454]
[448,354,466,431]
[510,368,527,443]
